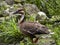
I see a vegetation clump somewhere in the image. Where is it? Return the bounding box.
[0,0,60,45]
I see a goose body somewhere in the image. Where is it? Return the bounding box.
[13,8,50,43]
[20,22,49,36]
[19,21,50,43]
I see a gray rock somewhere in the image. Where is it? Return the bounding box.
[4,4,23,16]
[5,0,14,5]
[37,38,56,45]
[24,3,40,15]
[24,3,49,22]
[37,11,49,20]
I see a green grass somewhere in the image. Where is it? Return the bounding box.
[0,0,60,45]
[0,17,23,44]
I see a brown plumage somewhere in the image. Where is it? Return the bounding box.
[19,21,50,43]
[13,9,50,43]
[20,22,49,35]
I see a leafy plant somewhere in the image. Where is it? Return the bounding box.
[0,17,23,44]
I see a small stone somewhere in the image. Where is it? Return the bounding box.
[5,0,14,5]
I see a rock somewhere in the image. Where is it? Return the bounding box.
[0,0,3,2]
[0,1,10,17]
[37,38,56,45]
[0,15,14,21]
[4,3,23,16]
[24,3,40,15]
[0,17,5,22]
[24,3,49,22]
[23,3,40,22]
[5,0,14,5]
[36,11,49,24]
[37,11,49,20]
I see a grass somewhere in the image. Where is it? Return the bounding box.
[0,0,60,45]
[0,17,23,44]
